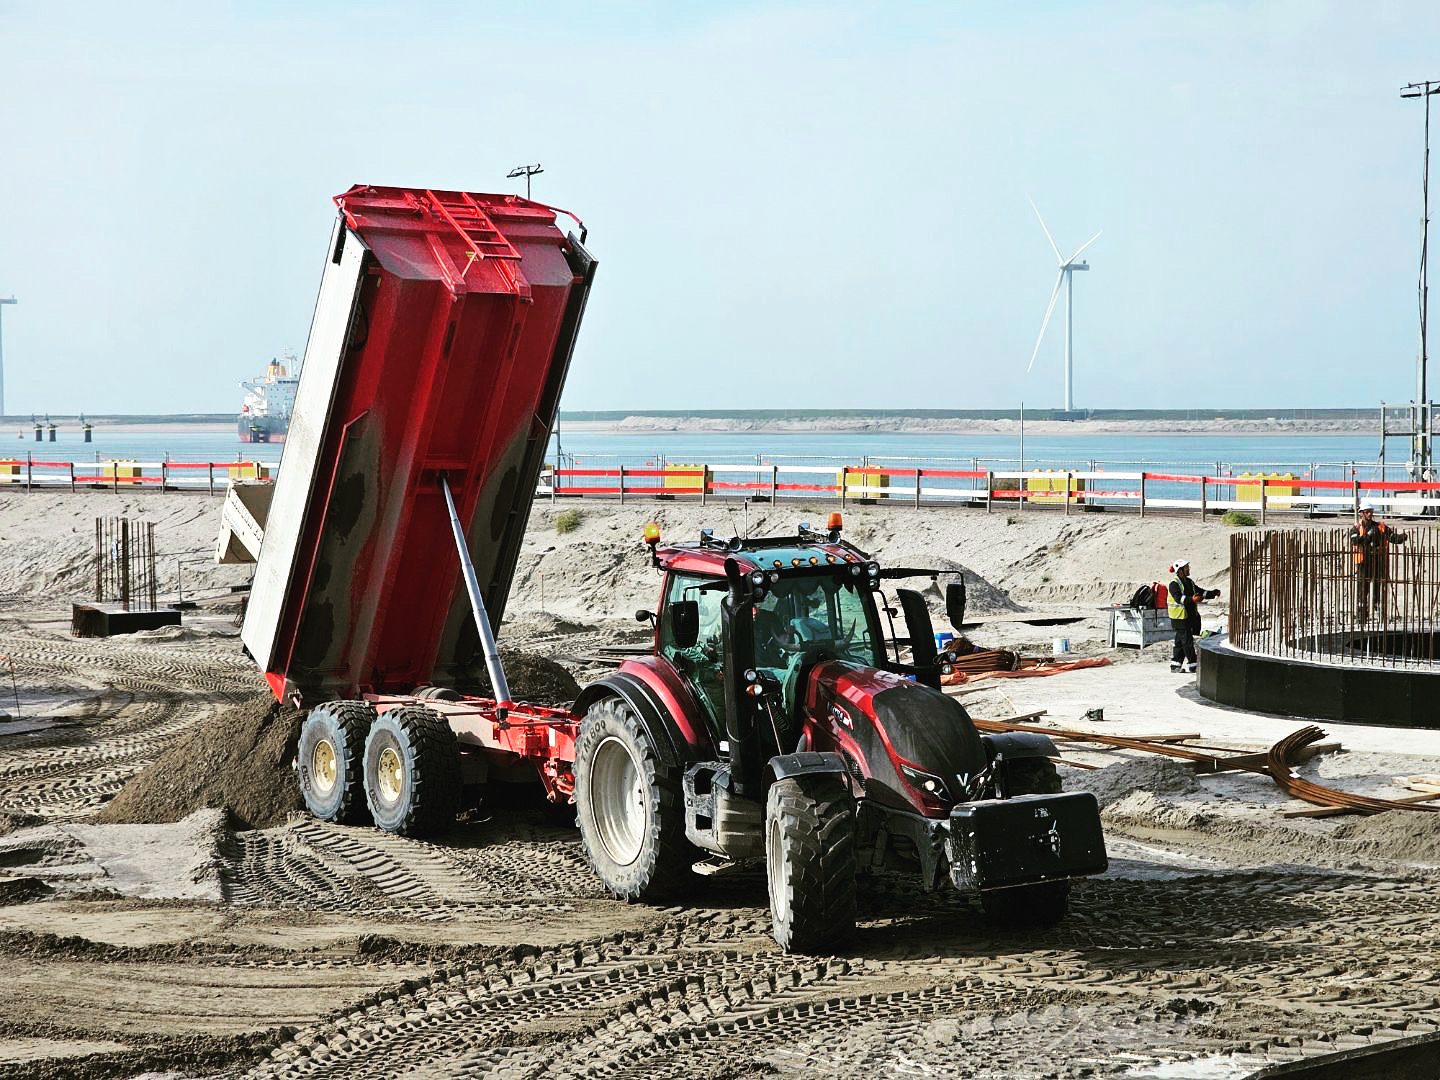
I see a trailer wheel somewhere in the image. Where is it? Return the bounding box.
[363,705,461,836]
[575,697,691,901]
[766,774,857,954]
[298,701,375,825]
[982,757,1070,927]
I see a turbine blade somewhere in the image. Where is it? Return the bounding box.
[1066,230,1102,264]
[1028,195,1063,263]
[1027,270,1066,373]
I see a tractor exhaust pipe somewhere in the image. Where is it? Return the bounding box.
[440,475,511,709]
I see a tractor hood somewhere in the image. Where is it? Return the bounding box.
[869,683,988,787]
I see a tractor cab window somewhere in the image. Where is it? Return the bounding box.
[753,574,882,677]
[659,573,726,730]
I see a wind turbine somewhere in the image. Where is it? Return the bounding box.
[1026,197,1100,413]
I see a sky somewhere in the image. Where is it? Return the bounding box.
[1,0,1438,414]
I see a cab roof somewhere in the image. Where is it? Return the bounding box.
[654,532,869,577]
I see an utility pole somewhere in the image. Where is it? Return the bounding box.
[507,163,544,200]
[0,297,15,419]
[1402,79,1440,480]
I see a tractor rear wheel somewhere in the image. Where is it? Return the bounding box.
[982,757,1070,927]
[298,700,375,825]
[362,705,461,836]
[575,697,692,901]
[765,774,857,953]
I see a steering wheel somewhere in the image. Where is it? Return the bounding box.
[772,619,856,655]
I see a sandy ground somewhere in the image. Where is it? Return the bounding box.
[1,491,1439,1078]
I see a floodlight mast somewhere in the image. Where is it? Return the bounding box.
[1402,81,1440,481]
[506,163,544,199]
[0,297,15,419]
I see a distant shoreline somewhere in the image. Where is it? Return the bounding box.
[4,415,1390,438]
[558,417,1385,437]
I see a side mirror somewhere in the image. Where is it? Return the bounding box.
[670,600,700,649]
[635,609,656,625]
[946,579,967,631]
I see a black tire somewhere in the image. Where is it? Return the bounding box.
[765,775,857,953]
[413,685,462,702]
[574,697,692,901]
[362,705,461,836]
[297,701,375,825]
[982,756,1070,927]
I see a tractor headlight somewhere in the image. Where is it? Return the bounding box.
[750,571,766,586]
[744,668,759,682]
[867,562,880,578]
[850,565,863,577]
[767,571,780,584]
[900,763,951,801]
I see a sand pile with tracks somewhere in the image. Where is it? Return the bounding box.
[94,695,303,829]
[94,650,582,828]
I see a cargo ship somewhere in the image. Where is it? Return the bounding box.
[238,357,299,443]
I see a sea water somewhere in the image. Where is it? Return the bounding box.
[3,426,1398,479]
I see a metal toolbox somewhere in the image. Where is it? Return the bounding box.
[1107,605,1172,648]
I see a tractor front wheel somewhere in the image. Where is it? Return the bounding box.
[575,697,691,901]
[981,757,1071,927]
[298,700,375,825]
[765,774,857,953]
[362,705,461,836]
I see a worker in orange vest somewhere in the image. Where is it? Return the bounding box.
[1350,501,1406,621]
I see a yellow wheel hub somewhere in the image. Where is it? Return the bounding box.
[311,738,338,796]
[377,746,404,804]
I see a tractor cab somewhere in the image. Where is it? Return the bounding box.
[649,522,903,748]
[571,515,1107,954]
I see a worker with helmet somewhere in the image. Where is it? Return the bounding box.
[1350,500,1407,621]
[1166,558,1219,673]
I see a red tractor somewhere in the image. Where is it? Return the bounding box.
[570,516,1108,951]
[251,184,1104,955]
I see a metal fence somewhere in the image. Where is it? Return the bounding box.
[1229,527,1440,668]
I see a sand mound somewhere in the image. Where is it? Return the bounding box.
[1081,757,1202,809]
[1334,812,1440,865]
[468,648,582,705]
[95,696,303,829]
[98,651,580,828]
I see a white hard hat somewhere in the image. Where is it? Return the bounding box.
[1169,558,1190,573]
[1360,500,1375,512]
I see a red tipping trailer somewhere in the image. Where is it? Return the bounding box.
[243,186,595,822]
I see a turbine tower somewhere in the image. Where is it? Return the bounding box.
[1025,198,1100,413]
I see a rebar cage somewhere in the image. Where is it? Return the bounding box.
[94,517,158,612]
[1229,527,1440,669]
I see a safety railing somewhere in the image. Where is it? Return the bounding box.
[0,457,271,494]
[10,453,1440,520]
[538,463,1440,518]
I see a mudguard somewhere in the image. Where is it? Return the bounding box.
[574,672,698,768]
[767,751,849,782]
[981,732,1058,762]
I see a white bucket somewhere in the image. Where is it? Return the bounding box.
[1052,638,1071,655]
